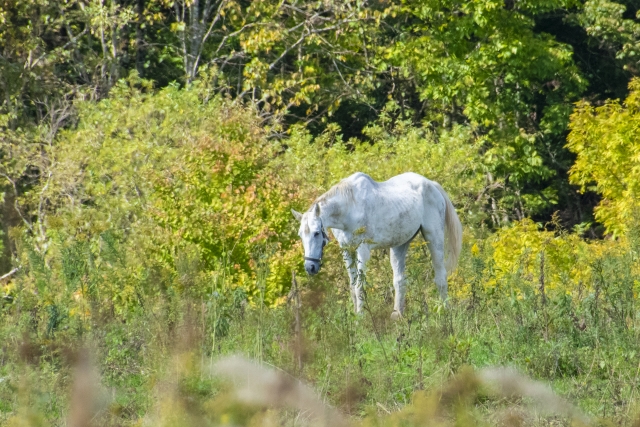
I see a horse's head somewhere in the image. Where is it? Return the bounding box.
[292,205,329,275]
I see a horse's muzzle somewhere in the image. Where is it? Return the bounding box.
[304,259,321,275]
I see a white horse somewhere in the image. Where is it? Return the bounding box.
[292,172,462,319]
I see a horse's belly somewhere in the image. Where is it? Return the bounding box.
[371,230,419,248]
[369,211,422,248]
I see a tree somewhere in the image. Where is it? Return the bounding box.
[375,0,586,223]
[24,76,299,304]
[567,77,640,236]
[159,0,384,123]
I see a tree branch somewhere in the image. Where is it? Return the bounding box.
[0,267,19,281]
[0,172,33,231]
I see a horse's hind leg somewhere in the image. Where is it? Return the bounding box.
[421,224,448,302]
[390,242,410,320]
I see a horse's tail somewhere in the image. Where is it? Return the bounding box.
[433,183,462,275]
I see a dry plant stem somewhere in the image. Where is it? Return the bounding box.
[362,290,389,366]
[488,306,505,342]
[319,362,332,403]
[376,401,391,414]
[625,358,640,418]
[539,251,548,341]
[575,342,599,396]
[292,271,303,373]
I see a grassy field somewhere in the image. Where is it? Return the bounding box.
[1,234,639,427]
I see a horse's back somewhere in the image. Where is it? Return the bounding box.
[341,172,442,209]
[379,173,442,204]
[338,172,444,248]
[343,172,433,194]
[337,172,444,212]
[343,172,377,190]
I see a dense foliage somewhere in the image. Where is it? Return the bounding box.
[568,78,640,236]
[3,0,640,233]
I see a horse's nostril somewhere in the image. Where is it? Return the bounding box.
[310,264,316,273]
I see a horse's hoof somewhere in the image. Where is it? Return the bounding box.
[390,310,402,321]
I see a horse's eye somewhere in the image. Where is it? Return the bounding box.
[314,231,320,237]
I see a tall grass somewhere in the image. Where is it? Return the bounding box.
[1,232,640,426]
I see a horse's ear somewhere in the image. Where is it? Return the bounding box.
[314,204,321,217]
[291,209,303,222]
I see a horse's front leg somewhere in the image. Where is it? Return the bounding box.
[353,245,371,314]
[342,250,358,311]
[390,242,410,320]
[342,244,371,314]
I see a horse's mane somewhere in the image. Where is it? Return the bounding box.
[318,181,354,203]
[314,173,374,206]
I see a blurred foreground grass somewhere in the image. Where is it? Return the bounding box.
[1,236,640,427]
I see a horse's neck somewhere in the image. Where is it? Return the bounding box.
[318,194,355,231]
